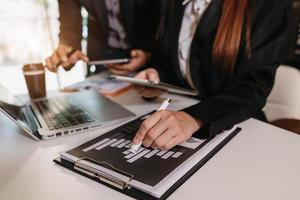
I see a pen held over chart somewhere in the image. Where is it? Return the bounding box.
[130,98,172,154]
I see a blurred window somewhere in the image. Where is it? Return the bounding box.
[0,0,59,67]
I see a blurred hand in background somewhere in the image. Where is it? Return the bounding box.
[45,44,89,72]
[107,49,150,75]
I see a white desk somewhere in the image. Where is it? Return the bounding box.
[1,90,300,200]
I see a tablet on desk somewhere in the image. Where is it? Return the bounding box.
[110,75,199,96]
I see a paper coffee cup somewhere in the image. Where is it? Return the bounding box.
[23,63,46,99]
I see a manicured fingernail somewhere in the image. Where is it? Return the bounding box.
[133,137,140,144]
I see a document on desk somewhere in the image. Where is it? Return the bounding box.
[56,114,241,199]
[64,77,130,96]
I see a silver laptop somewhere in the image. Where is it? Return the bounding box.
[0,85,135,140]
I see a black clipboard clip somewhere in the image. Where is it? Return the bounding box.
[74,157,134,190]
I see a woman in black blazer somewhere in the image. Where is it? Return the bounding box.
[132,0,291,150]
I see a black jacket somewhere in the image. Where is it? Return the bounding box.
[152,0,291,138]
[58,0,161,74]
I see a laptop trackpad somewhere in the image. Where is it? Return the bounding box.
[70,90,135,123]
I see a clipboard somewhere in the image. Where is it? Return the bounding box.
[54,111,241,200]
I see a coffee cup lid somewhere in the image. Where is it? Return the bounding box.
[23,63,44,72]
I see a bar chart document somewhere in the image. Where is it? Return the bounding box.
[57,113,241,199]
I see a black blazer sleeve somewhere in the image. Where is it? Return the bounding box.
[58,0,82,50]
[183,0,291,137]
[130,0,162,53]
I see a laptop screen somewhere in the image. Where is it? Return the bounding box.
[0,84,32,133]
[0,84,23,106]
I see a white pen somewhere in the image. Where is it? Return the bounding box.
[157,98,172,111]
[129,98,172,154]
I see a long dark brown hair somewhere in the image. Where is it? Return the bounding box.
[213,0,254,74]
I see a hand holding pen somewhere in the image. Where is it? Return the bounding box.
[130,98,202,152]
[130,98,171,153]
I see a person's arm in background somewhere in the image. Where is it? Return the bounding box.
[107,0,162,75]
[45,0,88,72]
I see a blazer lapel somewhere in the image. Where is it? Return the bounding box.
[169,0,191,88]
[189,0,223,97]
[196,0,222,38]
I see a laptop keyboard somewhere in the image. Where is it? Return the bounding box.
[35,97,95,130]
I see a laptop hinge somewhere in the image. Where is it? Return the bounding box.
[21,105,41,131]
